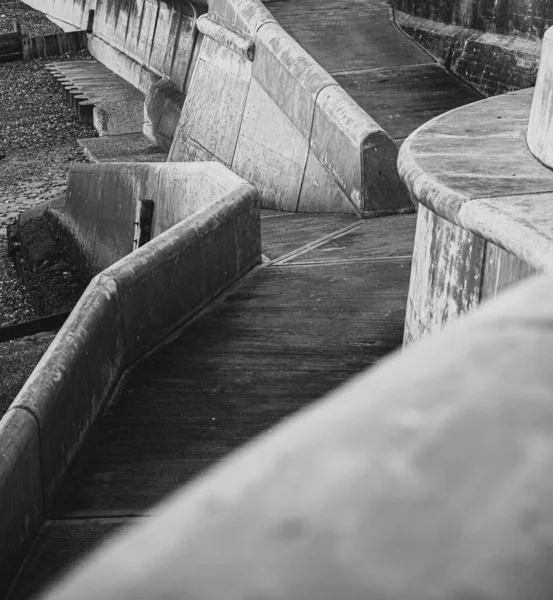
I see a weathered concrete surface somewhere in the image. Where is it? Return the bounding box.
[398,83,553,341]
[393,0,553,39]
[30,269,553,600]
[89,0,198,93]
[20,0,95,32]
[0,409,42,599]
[11,274,123,506]
[63,161,251,272]
[196,14,255,60]
[170,4,410,215]
[527,26,553,168]
[398,87,553,272]
[395,11,540,96]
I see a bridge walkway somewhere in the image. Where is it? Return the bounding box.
[6,0,483,597]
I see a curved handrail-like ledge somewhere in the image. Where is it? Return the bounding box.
[398,87,553,273]
[32,266,553,600]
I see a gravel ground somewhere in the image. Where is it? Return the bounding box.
[0,48,97,322]
[1,36,98,414]
[0,0,62,35]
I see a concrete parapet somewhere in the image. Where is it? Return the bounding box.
[1,161,260,586]
[170,1,410,215]
[31,267,553,600]
[20,0,95,31]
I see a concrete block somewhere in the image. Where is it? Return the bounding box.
[298,151,360,215]
[232,79,308,211]
[0,409,43,599]
[169,37,251,165]
[209,0,276,38]
[11,274,123,506]
[253,22,335,140]
[312,85,410,214]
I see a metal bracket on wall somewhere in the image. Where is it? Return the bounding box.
[133,200,155,251]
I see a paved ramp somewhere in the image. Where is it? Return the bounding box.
[6,1,484,597]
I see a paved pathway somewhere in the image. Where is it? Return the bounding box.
[6,1,482,597]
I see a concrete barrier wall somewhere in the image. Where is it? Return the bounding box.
[169,0,410,216]
[0,170,260,589]
[32,268,553,600]
[63,161,246,273]
[88,0,199,94]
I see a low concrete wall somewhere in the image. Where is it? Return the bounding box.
[394,11,540,96]
[33,268,553,600]
[169,0,410,216]
[63,161,246,273]
[0,165,260,590]
[22,30,88,60]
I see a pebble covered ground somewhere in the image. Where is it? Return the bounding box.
[1,1,99,413]
[0,0,62,35]
[0,49,97,325]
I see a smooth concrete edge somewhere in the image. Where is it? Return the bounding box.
[197,14,255,60]
[0,408,43,599]
[397,92,553,271]
[0,166,261,589]
[35,269,553,600]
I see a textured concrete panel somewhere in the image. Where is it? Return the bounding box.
[253,22,335,140]
[404,205,485,345]
[297,151,359,215]
[169,37,251,166]
[210,0,276,38]
[232,79,308,211]
[312,85,410,214]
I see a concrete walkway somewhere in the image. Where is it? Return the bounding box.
[6,1,483,597]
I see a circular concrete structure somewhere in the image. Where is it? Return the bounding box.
[527,27,553,168]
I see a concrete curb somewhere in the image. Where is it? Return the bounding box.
[0,165,261,592]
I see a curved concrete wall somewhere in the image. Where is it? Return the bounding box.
[0,164,260,593]
[30,267,553,600]
[394,0,553,39]
[168,0,410,216]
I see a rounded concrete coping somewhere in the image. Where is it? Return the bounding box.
[35,263,553,600]
[398,87,553,272]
